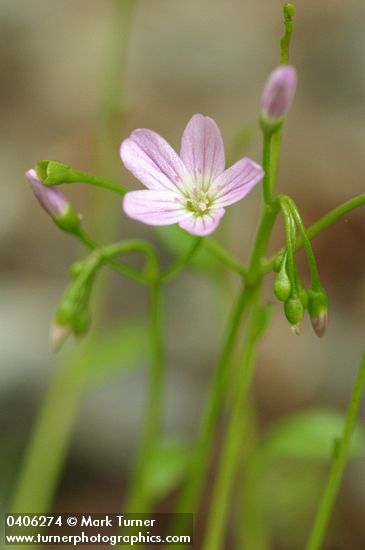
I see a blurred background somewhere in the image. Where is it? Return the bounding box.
[1,0,365,548]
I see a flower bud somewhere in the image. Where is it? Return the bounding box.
[273,251,285,273]
[26,169,80,233]
[308,287,329,337]
[274,266,291,302]
[261,65,297,124]
[49,322,71,352]
[284,295,304,334]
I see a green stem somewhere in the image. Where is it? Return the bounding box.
[72,172,127,195]
[280,3,294,65]
[285,196,322,289]
[174,283,252,515]
[305,351,365,550]
[262,132,274,205]
[279,199,297,288]
[161,237,203,283]
[202,287,263,550]
[264,193,365,274]
[124,281,164,512]
[204,238,247,278]
[76,229,147,284]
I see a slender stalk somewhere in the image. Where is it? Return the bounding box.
[305,351,365,550]
[262,132,274,205]
[202,287,263,550]
[279,199,297,286]
[285,196,322,288]
[72,173,126,196]
[174,283,252,516]
[76,229,147,284]
[264,193,365,274]
[201,7,294,540]
[204,238,248,278]
[124,281,164,512]
[280,3,294,65]
[161,237,203,283]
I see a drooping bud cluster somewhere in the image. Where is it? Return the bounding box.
[50,253,102,351]
[273,249,329,338]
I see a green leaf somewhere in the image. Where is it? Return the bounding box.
[262,408,365,462]
[143,439,190,501]
[64,321,148,389]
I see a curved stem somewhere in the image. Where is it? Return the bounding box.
[76,229,147,284]
[285,196,321,289]
[264,193,365,274]
[305,351,365,550]
[279,199,297,288]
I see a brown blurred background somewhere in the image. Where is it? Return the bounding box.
[1,1,365,548]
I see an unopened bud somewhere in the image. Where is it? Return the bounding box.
[308,287,329,337]
[26,169,80,233]
[49,322,70,352]
[284,295,304,333]
[261,65,297,125]
[274,265,291,302]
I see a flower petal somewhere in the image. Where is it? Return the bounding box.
[178,208,225,236]
[123,190,191,226]
[213,158,263,207]
[180,114,225,184]
[120,129,188,193]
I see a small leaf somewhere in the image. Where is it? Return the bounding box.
[262,408,365,462]
[143,439,190,501]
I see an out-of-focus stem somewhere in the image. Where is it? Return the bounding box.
[305,351,365,550]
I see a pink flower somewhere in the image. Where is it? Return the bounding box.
[120,114,264,236]
[261,65,297,123]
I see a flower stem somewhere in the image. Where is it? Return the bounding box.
[285,196,322,289]
[305,351,365,550]
[161,237,203,282]
[262,132,274,205]
[264,193,365,274]
[202,286,263,550]
[174,282,252,515]
[76,229,147,284]
[204,238,248,278]
[124,280,164,512]
[280,3,295,65]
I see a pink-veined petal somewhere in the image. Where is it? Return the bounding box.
[213,158,263,207]
[180,114,225,184]
[178,208,225,236]
[123,190,191,226]
[120,129,188,193]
